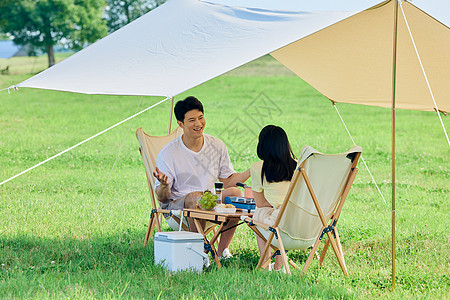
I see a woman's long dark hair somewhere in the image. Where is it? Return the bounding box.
[257,125,297,183]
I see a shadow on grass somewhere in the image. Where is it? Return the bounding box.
[0,230,154,273]
[1,230,311,274]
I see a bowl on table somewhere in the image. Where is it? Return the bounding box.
[214,204,236,214]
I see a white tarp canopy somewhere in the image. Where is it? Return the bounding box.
[18,0,378,97]
[14,0,450,113]
[17,0,450,111]
[16,0,372,97]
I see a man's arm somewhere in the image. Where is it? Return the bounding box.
[153,167,171,203]
[219,169,250,189]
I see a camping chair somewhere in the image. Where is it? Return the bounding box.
[242,145,361,275]
[136,127,217,246]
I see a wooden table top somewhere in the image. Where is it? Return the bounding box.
[183,208,253,222]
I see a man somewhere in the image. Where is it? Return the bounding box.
[153,96,250,259]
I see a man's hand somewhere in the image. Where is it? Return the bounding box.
[153,167,171,202]
[153,167,169,186]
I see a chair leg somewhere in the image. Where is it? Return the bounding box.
[144,213,158,247]
[319,229,347,272]
[261,256,272,269]
[334,228,347,270]
[155,213,162,232]
[319,239,330,266]
[302,236,322,275]
[326,231,348,276]
[246,225,280,270]
[257,232,275,270]
[275,228,291,275]
[289,259,298,269]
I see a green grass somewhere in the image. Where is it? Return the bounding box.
[0,53,73,76]
[0,55,449,299]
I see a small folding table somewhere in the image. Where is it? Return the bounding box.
[183,208,253,268]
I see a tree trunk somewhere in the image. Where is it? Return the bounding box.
[124,1,131,24]
[47,44,55,67]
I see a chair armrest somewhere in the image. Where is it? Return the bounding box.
[240,216,271,230]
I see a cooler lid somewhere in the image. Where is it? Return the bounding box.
[155,231,204,241]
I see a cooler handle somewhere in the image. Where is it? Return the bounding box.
[186,243,208,258]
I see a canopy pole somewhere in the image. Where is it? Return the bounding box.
[391,0,399,289]
[168,97,175,134]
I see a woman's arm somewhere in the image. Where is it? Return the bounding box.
[253,190,273,208]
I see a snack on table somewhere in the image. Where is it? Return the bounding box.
[214,203,236,213]
[216,204,235,208]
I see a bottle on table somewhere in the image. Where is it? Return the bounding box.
[214,182,224,204]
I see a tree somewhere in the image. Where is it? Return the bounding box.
[105,0,165,33]
[0,0,107,67]
[0,0,14,29]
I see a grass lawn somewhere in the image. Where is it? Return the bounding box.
[0,54,449,299]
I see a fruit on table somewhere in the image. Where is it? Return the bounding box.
[198,190,218,210]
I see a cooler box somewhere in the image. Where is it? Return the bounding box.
[154,231,205,272]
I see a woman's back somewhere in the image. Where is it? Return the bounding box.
[250,160,291,209]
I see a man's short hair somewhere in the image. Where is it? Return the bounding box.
[174,96,204,122]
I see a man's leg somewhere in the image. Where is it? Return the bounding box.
[183,191,205,232]
[217,187,242,256]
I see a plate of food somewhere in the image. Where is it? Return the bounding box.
[214,203,236,214]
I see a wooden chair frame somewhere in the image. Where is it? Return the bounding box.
[243,151,361,275]
[136,127,216,246]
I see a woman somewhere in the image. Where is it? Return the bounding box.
[251,125,297,271]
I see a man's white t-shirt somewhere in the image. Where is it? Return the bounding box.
[155,134,235,200]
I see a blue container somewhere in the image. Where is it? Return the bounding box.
[224,196,256,212]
